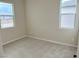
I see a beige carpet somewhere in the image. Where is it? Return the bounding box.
[3,37,77,58]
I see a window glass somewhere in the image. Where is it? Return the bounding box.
[60,15,75,28]
[61,7,76,14]
[60,0,77,29]
[0,2,14,29]
[61,0,77,7]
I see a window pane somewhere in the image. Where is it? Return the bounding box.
[0,16,14,28]
[0,2,14,29]
[61,7,76,14]
[61,0,77,7]
[0,2,14,15]
[60,15,75,29]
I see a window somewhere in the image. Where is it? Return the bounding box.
[0,2,14,29]
[60,0,77,29]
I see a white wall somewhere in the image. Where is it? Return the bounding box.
[0,0,26,44]
[0,0,77,47]
[25,0,77,46]
[76,0,79,57]
[0,31,4,57]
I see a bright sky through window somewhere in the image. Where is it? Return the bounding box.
[62,0,70,3]
[0,2,13,15]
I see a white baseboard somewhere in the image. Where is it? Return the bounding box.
[3,35,26,45]
[3,34,77,48]
[27,35,77,48]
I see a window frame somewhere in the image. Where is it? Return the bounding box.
[0,2,15,29]
[59,0,77,29]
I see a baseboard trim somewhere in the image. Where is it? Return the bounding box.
[27,35,77,48]
[3,35,26,45]
[3,34,77,48]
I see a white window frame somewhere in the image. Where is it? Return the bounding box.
[59,0,77,29]
[0,2,15,29]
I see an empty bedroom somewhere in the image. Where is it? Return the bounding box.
[0,0,79,58]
